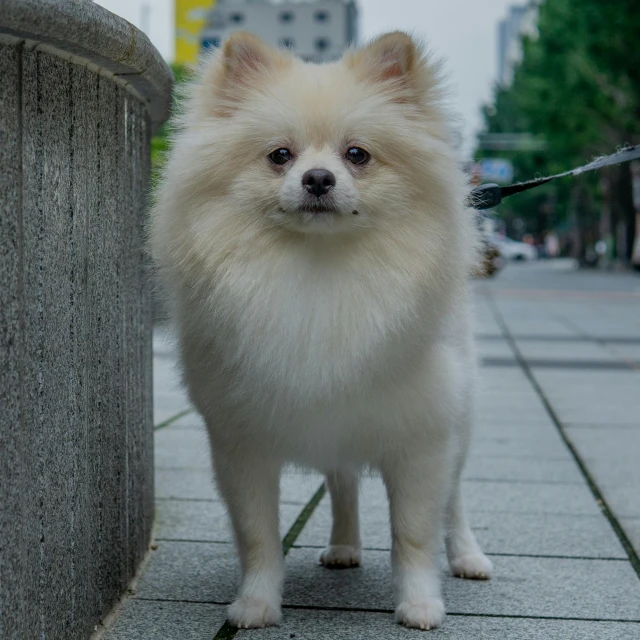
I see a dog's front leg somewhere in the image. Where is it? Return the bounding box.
[382,438,450,630]
[211,440,283,628]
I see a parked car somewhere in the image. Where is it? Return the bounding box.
[491,236,538,261]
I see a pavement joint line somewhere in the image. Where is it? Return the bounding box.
[279,604,640,624]
[154,496,309,506]
[131,597,640,624]
[153,538,232,545]
[484,290,640,581]
[140,537,632,562]
[462,477,585,486]
[288,545,629,561]
[154,408,194,431]
[212,482,327,640]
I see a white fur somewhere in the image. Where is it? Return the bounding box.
[150,32,491,630]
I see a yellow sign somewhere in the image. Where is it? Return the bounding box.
[175,0,216,64]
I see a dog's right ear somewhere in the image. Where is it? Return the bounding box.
[204,32,289,115]
[221,32,277,85]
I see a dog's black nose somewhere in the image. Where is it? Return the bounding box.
[302,169,336,197]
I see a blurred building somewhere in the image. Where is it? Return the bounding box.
[197,0,358,63]
[497,1,539,87]
[175,0,216,64]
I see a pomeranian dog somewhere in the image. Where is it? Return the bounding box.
[150,31,492,631]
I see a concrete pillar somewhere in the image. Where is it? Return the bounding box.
[0,2,172,637]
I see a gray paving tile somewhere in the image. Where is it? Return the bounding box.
[237,608,640,639]
[280,471,325,505]
[345,476,600,517]
[155,499,303,543]
[135,541,238,603]
[295,500,389,549]
[474,398,549,415]
[153,325,178,353]
[468,512,626,559]
[533,370,640,426]
[477,339,516,360]
[516,340,619,362]
[566,426,640,519]
[283,548,640,621]
[609,344,640,363]
[463,454,584,483]
[154,395,193,426]
[152,357,184,395]
[164,413,207,430]
[599,485,640,521]
[296,502,626,558]
[156,468,220,501]
[103,600,226,640]
[155,468,322,505]
[620,518,640,557]
[469,430,571,460]
[154,428,212,470]
[473,409,555,425]
[463,480,601,516]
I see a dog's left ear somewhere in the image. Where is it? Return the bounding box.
[350,32,416,81]
[346,32,437,104]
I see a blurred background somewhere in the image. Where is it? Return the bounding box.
[95,0,640,271]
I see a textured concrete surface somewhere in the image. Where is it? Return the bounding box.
[1,0,173,131]
[102,262,640,639]
[0,7,170,637]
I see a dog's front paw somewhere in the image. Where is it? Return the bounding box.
[228,596,281,629]
[449,552,493,580]
[319,544,362,568]
[395,598,445,630]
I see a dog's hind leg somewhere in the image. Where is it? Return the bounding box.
[445,413,493,580]
[320,469,362,568]
[445,485,493,579]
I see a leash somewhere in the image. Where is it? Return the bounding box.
[469,144,640,210]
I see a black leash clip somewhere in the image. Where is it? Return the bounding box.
[468,183,502,210]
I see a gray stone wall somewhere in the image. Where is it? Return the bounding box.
[0,3,172,638]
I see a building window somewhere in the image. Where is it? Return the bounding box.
[279,38,295,49]
[229,13,244,24]
[315,38,330,52]
[315,10,329,22]
[201,37,221,50]
[279,11,294,23]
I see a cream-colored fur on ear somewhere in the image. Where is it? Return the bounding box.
[345,32,446,109]
[197,31,293,117]
[349,32,417,80]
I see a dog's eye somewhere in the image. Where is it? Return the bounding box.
[346,147,370,165]
[269,148,292,165]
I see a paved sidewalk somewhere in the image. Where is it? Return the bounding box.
[103,261,640,639]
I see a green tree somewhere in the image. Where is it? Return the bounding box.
[477,0,640,260]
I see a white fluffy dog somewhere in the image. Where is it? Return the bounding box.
[150,31,492,631]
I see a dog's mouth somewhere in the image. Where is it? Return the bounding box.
[278,204,339,216]
[299,204,338,214]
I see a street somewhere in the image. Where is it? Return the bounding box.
[105,261,640,639]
